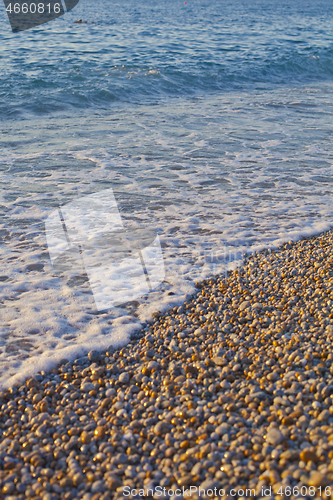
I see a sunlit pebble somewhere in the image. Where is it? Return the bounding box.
[1,231,333,496]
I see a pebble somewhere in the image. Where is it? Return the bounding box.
[266,428,284,446]
[308,471,329,487]
[239,300,251,311]
[88,351,101,363]
[2,231,333,497]
[81,382,95,392]
[300,450,319,463]
[118,372,129,384]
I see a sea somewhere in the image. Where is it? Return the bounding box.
[1,0,333,388]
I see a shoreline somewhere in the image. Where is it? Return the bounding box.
[1,230,333,498]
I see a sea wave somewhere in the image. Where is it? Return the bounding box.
[1,0,333,119]
[1,49,333,119]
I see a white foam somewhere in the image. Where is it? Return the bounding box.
[1,83,333,388]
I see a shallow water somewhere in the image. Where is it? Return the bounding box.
[1,0,333,387]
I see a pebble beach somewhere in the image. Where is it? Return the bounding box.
[2,230,333,500]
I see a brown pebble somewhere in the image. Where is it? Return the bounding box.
[106,475,122,490]
[308,471,330,487]
[81,431,92,444]
[281,416,294,426]
[101,398,112,408]
[269,470,280,484]
[38,400,48,412]
[2,483,15,494]
[68,427,79,436]
[26,378,37,389]
[86,471,95,482]
[32,393,42,404]
[94,426,105,439]
[300,450,319,463]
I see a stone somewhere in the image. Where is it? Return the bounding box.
[90,480,105,493]
[239,300,250,311]
[194,328,205,336]
[2,483,15,494]
[119,372,129,384]
[212,357,225,366]
[81,383,95,393]
[104,476,120,490]
[280,450,299,461]
[265,428,284,446]
[88,350,101,362]
[300,450,319,464]
[153,421,169,436]
[308,471,329,487]
[177,475,193,486]
[26,378,37,389]
[200,479,220,490]
[168,340,179,352]
[326,325,333,335]
[318,410,330,422]
[191,463,201,475]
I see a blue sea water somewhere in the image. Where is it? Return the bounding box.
[0,0,333,117]
[1,0,333,387]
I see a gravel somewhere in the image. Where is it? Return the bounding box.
[2,230,333,499]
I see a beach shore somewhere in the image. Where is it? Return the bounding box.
[1,230,333,499]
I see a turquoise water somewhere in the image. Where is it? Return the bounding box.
[2,0,333,387]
